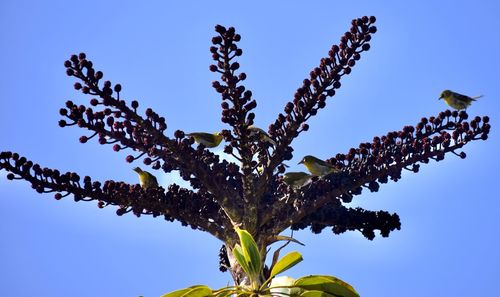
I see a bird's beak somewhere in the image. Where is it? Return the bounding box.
[438,97,442,100]
[298,160,303,165]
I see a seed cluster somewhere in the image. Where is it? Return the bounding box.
[298,205,401,240]
[263,110,490,239]
[268,16,377,165]
[0,151,226,239]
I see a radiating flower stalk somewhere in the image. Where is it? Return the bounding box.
[0,16,491,289]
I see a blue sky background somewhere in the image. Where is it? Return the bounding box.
[1,1,499,296]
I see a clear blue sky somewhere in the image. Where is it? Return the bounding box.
[1,1,499,296]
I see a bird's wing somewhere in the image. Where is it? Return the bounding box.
[146,172,158,185]
[454,92,475,102]
[261,135,277,146]
[316,158,333,167]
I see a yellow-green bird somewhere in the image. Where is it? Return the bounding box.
[186,132,223,148]
[133,167,158,189]
[248,126,277,147]
[283,172,311,188]
[298,155,338,176]
[438,90,483,110]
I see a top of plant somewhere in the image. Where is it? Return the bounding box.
[0,16,491,247]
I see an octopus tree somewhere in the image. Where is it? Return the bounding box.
[0,16,491,288]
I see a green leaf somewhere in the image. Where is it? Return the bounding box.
[235,228,262,279]
[313,276,358,297]
[160,285,213,297]
[213,288,237,297]
[294,275,359,297]
[270,251,303,279]
[300,290,338,297]
[232,244,252,278]
[268,276,301,297]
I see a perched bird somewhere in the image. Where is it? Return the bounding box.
[186,132,223,148]
[256,164,265,175]
[298,155,338,176]
[248,126,277,147]
[133,167,159,189]
[299,156,354,199]
[283,172,311,189]
[438,90,483,110]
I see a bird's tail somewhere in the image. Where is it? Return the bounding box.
[264,136,277,147]
[471,95,484,100]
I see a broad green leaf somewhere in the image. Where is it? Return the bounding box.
[270,251,303,279]
[300,290,338,297]
[294,275,359,297]
[232,244,252,278]
[269,276,302,297]
[315,276,357,295]
[161,285,213,297]
[235,228,262,278]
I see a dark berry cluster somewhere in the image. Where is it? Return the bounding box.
[218,244,230,272]
[61,53,245,227]
[0,17,491,249]
[293,206,401,240]
[209,24,272,188]
[210,25,250,127]
[0,151,226,240]
[267,16,377,163]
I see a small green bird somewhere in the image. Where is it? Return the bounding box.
[186,132,223,148]
[438,90,483,110]
[248,126,277,147]
[283,172,311,188]
[298,155,338,176]
[133,167,159,189]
